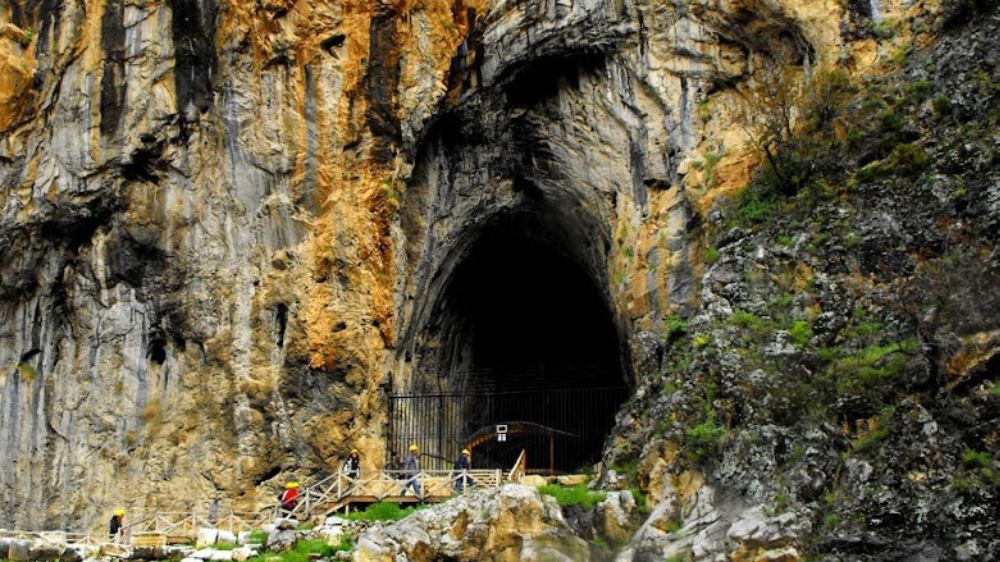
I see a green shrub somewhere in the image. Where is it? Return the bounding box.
[704,247,721,265]
[538,484,607,509]
[962,449,992,470]
[248,538,344,562]
[629,488,650,513]
[789,320,814,346]
[685,411,727,463]
[906,79,933,102]
[664,314,690,340]
[730,310,764,330]
[885,143,929,175]
[246,529,268,545]
[345,501,424,522]
[932,95,952,117]
[823,513,843,529]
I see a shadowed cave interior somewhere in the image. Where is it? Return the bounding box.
[395,210,630,473]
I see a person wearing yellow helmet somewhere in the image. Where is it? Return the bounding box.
[401,444,421,496]
[453,448,476,492]
[109,509,125,541]
[279,482,299,511]
[343,449,361,481]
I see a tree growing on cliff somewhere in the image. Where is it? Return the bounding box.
[736,59,855,197]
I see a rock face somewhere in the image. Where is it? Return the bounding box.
[1,0,998,559]
[353,484,589,562]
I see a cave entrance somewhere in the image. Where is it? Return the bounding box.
[390,211,629,474]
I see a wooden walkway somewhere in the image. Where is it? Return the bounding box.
[0,451,527,547]
[283,449,528,518]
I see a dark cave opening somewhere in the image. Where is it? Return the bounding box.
[446,223,623,390]
[397,211,628,473]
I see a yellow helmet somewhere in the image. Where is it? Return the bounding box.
[461,449,471,455]
[350,449,359,455]
[408,444,418,452]
[113,509,125,517]
[286,482,299,489]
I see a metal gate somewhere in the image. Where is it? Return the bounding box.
[386,387,628,474]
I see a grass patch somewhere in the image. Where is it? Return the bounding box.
[247,538,348,562]
[245,530,268,545]
[629,488,650,513]
[345,501,425,522]
[538,484,607,509]
[704,246,721,265]
[962,449,991,469]
[730,310,764,330]
[789,320,813,346]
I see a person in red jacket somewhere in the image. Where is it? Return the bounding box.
[279,482,299,511]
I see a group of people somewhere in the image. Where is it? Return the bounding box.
[277,445,476,511]
[397,444,477,495]
[108,447,478,529]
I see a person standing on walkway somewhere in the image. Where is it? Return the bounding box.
[279,482,299,511]
[344,449,361,481]
[109,509,124,542]
[401,444,421,496]
[454,448,476,492]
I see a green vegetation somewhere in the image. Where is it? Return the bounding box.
[590,536,610,550]
[962,449,991,470]
[851,405,895,453]
[685,384,727,463]
[629,488,650,513]
[664,517,684,534]
[704,246,721,265]
[702,149,723,187]
[822,513,843,529]
[247,537,353,562]
[246,529,269,545]
[664,314,690,340]
[831,338,917,393]
[538,484,607,509]
[692,333,710,348]
[789,320,813,346]
[345,501,425,522]
[730,310,764,330]
[17,362,38,382]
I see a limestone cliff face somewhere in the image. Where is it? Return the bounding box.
[0,0,967,541]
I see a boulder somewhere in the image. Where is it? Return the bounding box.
[196,528,219,548]
[595,491,639,544]
[353,484,589,562]
[231,547,257,562]
[556,474,590,486]
[209,550,234,561]
[7,539,33,561]
[520,475,548,488]
[216,531,237,546]
[274,518,297,531]
[28,542,63,561]
[265,529,296,552]
[191,549,218,559]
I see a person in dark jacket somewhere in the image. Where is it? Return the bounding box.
[109,509,124,541]
[401,444,421,496]
[453,449,476,492]
[344,449,361,481]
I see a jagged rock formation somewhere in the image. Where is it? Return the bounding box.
[353,484,589,562]
[1,0,998,559]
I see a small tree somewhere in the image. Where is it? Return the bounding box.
[736,59,855,196]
